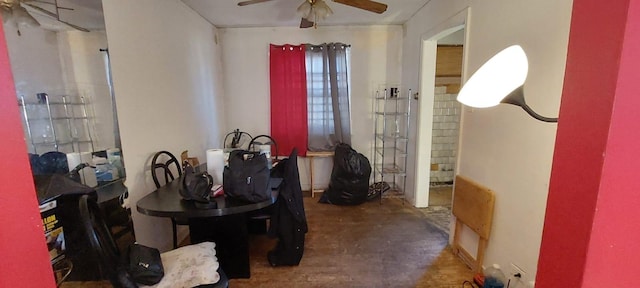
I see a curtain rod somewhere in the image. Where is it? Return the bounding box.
[270,43,351,49]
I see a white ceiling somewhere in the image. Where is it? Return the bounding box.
[181,0,431,28]
[19,0,431,32]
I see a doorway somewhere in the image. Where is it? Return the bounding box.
[413,8,469,209]
[428,32,464,208]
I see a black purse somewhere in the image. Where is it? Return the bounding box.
[127,243,164,285]
[223,150,271,203]
[179,161,215,208]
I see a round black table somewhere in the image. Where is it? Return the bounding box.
[136,178,278,218]
[136,177,281,279]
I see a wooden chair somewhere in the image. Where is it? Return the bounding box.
[78,194,228,288]
[151,151,186,249]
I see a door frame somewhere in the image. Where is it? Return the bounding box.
[414,8,470,207]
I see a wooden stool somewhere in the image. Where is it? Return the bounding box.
[306,151,334,198]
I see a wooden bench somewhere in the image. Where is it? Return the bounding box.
[306,151,334,197]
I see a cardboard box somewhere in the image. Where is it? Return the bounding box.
[40,200,66,264]
[181,150,200,167]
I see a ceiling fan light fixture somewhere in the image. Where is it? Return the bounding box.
[296,1,312,19]
[297,0,333,26]
[0,0,39,27]
[313,0,333,21]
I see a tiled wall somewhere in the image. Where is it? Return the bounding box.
[430,86,461,185]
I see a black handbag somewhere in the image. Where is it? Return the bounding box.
[179,161,215,207]
[223,150,271,203]
[127,243,164,285]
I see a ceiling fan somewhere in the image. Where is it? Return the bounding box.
[1,0,89,34]
[238,0,388,29]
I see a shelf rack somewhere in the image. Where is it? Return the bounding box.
[372,87,411,202]
[19,94,95,155]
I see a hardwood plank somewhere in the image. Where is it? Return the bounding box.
[61,197,474,287]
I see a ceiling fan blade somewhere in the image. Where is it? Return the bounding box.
[24,3,89,31]
[300,17,314,28]
[332,0,388,14]
[238,0,274,6]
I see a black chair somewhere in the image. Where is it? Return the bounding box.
[79,195,229,288]
[248,134,279,164]
[223,129,253,150]
[101,191,135,246]
[151,151,186,249]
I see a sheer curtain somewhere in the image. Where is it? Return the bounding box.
[305,43,351,151]
[269,44,308,157]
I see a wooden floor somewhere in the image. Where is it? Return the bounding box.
[62,191,474,288]
[233,191,474,287]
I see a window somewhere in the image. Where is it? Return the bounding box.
[305,43,351,151]
[269,43,351,156]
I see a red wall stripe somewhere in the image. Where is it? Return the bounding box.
[0,19,56,287]
[581,0,640,285]
[537,0,637,286]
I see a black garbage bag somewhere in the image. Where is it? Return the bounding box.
[34,173,96,204]
[319,143,371,205]
[31,151,69,175]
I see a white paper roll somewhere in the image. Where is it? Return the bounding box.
[206,149,225,185]
[258,144,272,169]
[66,152,92,171]
[81,167,98,187]
[66,152,81,171]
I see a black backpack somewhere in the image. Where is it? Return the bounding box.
[223,150,271,203]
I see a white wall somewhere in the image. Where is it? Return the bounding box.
[220,26,403,190]
[3,22,65,99]
[102,0,227,250]
[403,0,573,284]
[3,23,67,154]
[438,29,465,45]
[4,21,116,155]
[58,31,115,151]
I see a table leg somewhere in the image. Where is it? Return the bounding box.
[309,156,315,197]
[189,214,250,279]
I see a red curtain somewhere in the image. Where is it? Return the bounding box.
[270,44,308,157]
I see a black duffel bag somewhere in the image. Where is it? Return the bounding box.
[223,150,271,203]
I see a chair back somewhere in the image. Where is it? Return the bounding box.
[78,194,120,282]
[249,134,279,161]
[151,151,182,189]
[223,129,252,149]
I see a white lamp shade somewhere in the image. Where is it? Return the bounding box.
[457,45,529,108]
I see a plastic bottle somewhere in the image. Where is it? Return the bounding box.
[484,264,507,288]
